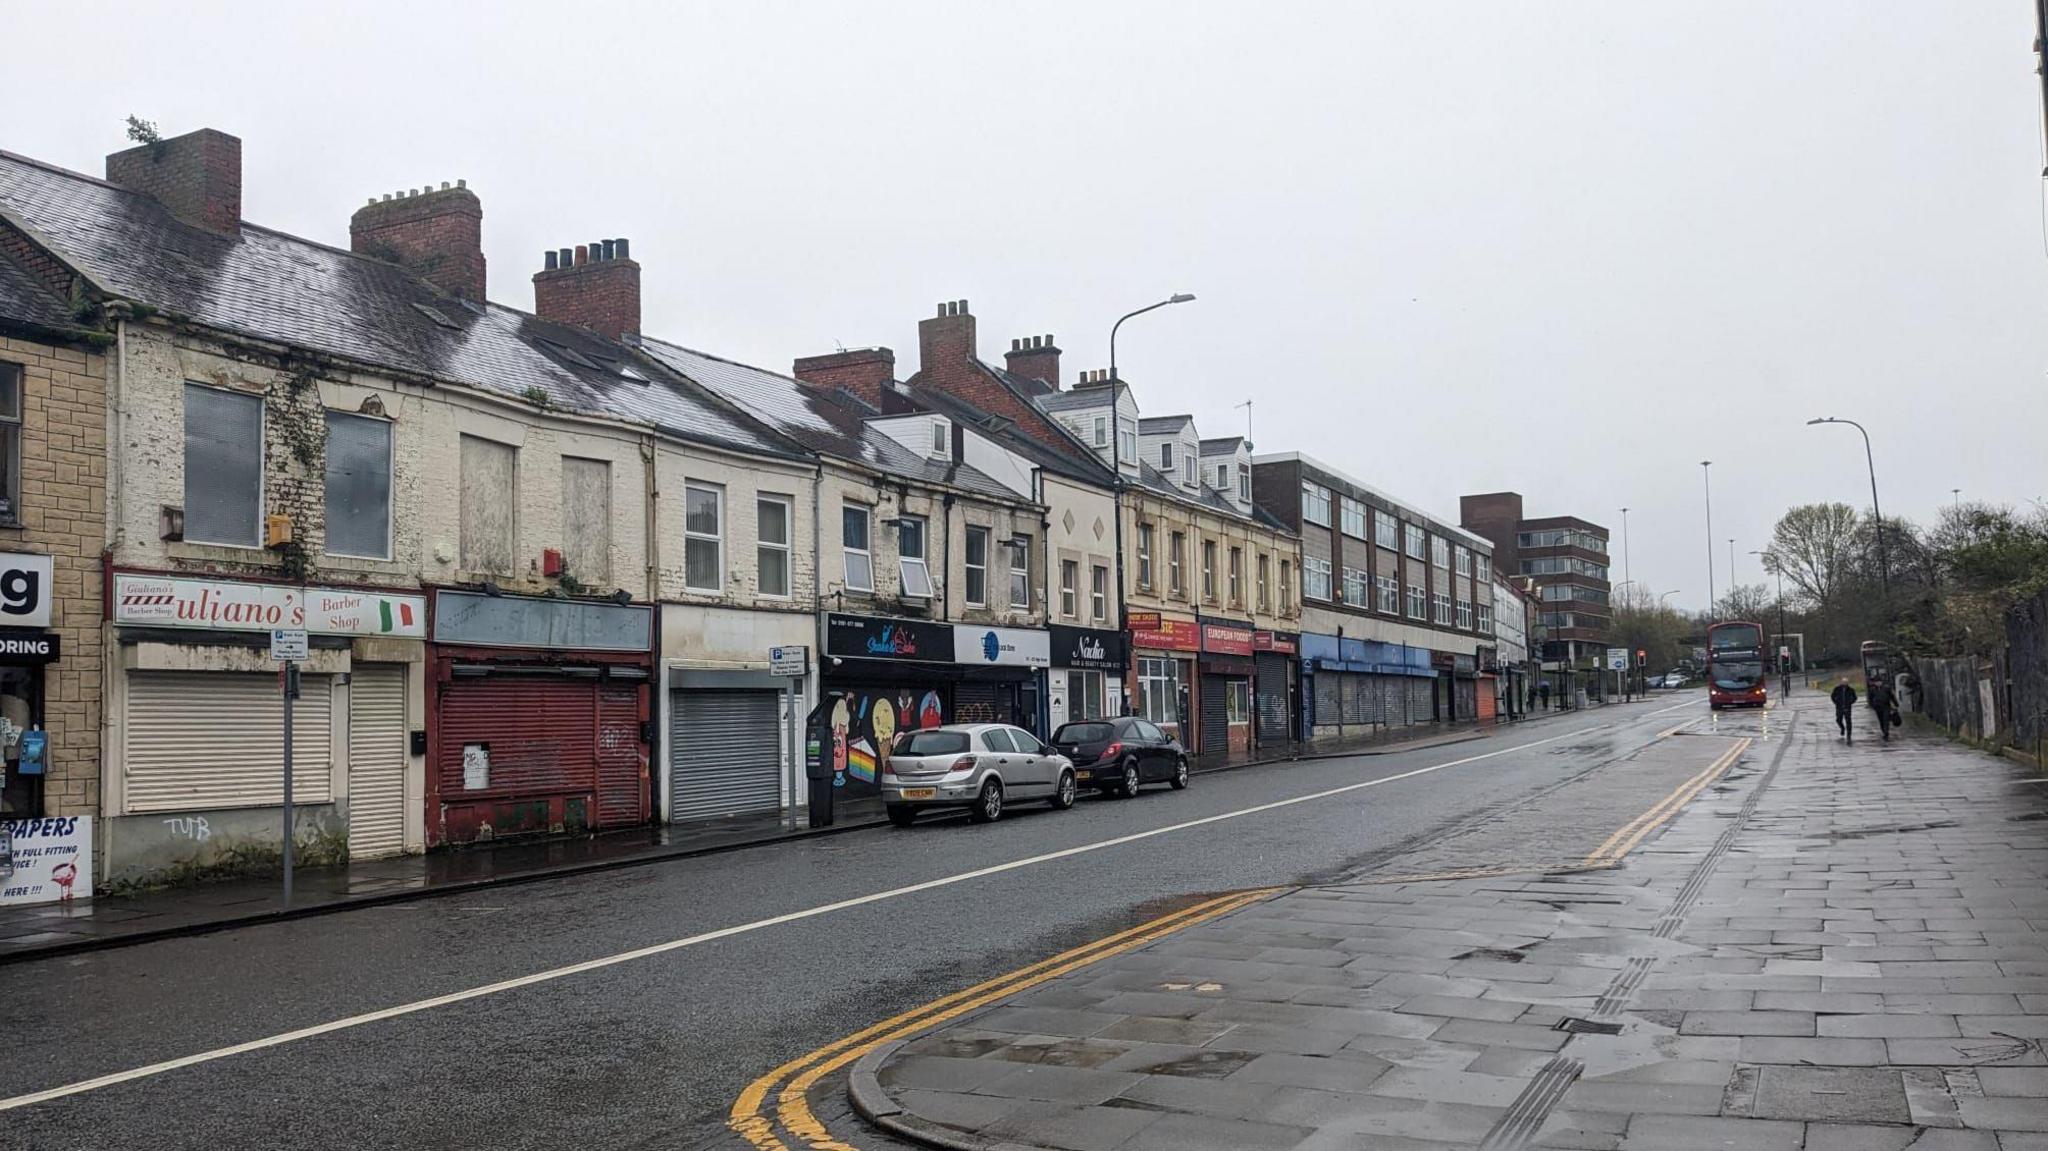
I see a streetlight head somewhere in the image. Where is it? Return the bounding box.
[1806,417,1829,426]
[1700,460,1712,468]
[1168,293,1195,304]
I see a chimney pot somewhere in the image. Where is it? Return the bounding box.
[574,245,588,266]
[1011,338,1021,351]
[958,298,969,313]
[935,303,946,318]
[544,250,559,271]
[614,237,630,259]
[535,231,642,338]
[440,181,450,191]
[558,247,572,269]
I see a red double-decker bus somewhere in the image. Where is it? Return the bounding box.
[1706,620,1768,710]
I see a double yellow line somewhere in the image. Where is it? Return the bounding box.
[729,887,1278,1151]
[1582,737,1751,868]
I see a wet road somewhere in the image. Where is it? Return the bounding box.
[0,693,1751,1151]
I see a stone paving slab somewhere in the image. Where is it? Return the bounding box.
[851,694,2048,1150]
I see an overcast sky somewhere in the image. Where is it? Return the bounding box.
[9,2,2046,611]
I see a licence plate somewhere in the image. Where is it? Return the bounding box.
[901,788,937,800]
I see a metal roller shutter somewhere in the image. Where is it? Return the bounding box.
[347,665,409,859]
[437,677,596,801]
[1199,675,1229,755]
[126,671,333,813]
[953,683,1000,725]
[595,685,647,827]
[1456,679,1477,721]
[1409,678,1435,722]
[1254,654,1288,745]
[669,690,782,821]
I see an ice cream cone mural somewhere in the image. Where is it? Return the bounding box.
[872,697,897,775]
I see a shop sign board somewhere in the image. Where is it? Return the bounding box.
[1252,631,1298,655]
[824,614,955,664]
[1201,623,1255,657]
[0,553,52,629]
[0,816,91,906]
[1051,625,1128,670]
[1129,616,1199,652]
[0,629,58,663]
[433,589,650,652]
[115,573,426,639]
[954,626,1051,668]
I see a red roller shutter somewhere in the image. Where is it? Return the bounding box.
[434,673,647,842]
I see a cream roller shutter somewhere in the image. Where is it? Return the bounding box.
[125,671,333,812]
[346,665,408,859]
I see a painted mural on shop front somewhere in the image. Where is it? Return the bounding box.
[818,685,948,793]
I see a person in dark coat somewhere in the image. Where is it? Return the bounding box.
[1868,679,1898,742]
[1831,681,1857,742]
[1538,682,1551,711]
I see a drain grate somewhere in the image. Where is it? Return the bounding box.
[1553,1016,1624,1036]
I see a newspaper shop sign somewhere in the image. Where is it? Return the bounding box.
[0,816,91,906]
[114,574,425,639]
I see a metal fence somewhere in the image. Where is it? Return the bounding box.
[1909,588,2048,761]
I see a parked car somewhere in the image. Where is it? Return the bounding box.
[1050,716,1189,798]
[1662,671,1689,688]
[881,724,1074,826]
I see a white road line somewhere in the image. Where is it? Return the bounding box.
[0,700,1700,1112]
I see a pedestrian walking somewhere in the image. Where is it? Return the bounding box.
[1869,678,1899,742]
[1538,682,1551,711]
[1831,681,1857,742]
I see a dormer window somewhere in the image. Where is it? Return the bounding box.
[1160,443,1175,469]
[1238,469,1250,502]
[929,419,948,459]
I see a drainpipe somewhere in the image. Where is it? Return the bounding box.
[107,305,132,551]
[941,493,954,622]
[641,436,658,602]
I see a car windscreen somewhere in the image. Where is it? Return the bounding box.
[900,730,969,756]
[1053,723,1114,744]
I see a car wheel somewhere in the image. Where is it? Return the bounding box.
[1169,757,1189,790]
[1120,761,1142,798]
[969,778,1004,823]
[886,804,917,828]
[1050,769,1077,810]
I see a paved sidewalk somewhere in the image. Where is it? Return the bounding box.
[850,692,2048,1150]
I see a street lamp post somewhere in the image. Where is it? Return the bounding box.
[1105,293,1196,657]
[1728,538,1737,592]
[1807,417,1888,594]
[1619,507,1631,589]
[1701,461,1715,613]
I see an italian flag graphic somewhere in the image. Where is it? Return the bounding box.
[379,600,416,633]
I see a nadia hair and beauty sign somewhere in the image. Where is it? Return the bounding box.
[113,573,426,639]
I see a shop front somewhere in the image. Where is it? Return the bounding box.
[1252,630,1297,751]
[1198,621,1256,756]
[813,613,1048,819]
[0,554,58,821]
[1048,624,1128,732]
[427,589,654,847]
[658,604,815,826]
[1126,612,1197,748]
[1300,634,1438,741]
[103,570,429,887]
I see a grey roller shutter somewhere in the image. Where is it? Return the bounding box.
[1254,654,1288,744]
[125,671,332,812]
[347,665,409,859]
[669,690,783,822]
[1199,675,1229,755]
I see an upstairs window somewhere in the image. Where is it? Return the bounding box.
[1009,535,1031,607]
[1257,553,1270,612]
[1340,497,1366,539]
[1374,512,1398,550]
[898,516,932,599]
[0,363,19,524]
[457,433,515,573]
[842,505,874,592]
[1455,546,1472,577]
[684,484,724,593]
[1404,523,1426,560]
[1160,443,1175,469]
[1238,469,1250,503]
[757,495,792,598]
[1301,482,1331,526]
[325,411,393,560]
[558,456,611,582]
[186,383,264,547]
[1061,559,1079,618]
[1092,416,1108,446]
[1375,574,1400,613]
[1303,556,1332,600]
[1228,547,1243,606]
[1136,522,1154,590]
[1201,540,1217,602]
[1406,584,1427,620]
[964,525,989,607]
[1169,532,1186,596]
[1279,559,1293,613]
[1091,564,1109,621]
[1431,536,1449,569]
[929,420,949,459]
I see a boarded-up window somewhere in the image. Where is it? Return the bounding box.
[561,457,612,583]
[324,412,391,558]
[459,435,516,574]
[184,384,263,546]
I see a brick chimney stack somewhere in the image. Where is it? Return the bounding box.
[349,182,486,301]
[105,128,242,235]
[917,299,977,377]
[1003,334,1060,390]
[533,240,640,339]
[792,348,896,409]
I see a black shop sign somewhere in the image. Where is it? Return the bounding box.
[825,614,956,664]
[0,629,59,664]
[1050,625,1127,671]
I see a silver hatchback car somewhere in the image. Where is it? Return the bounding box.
[881,724,1076,827]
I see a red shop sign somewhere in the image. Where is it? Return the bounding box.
[1130,617,1199,652]
[1253,631,1298,655]
[1201,624,1254,657]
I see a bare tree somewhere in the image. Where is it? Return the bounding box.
[1768,503,1859,608]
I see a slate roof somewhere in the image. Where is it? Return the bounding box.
[1138,415,1193,434]
[0,150,796,461]
[1135,459,1292,534]
[635,336,1029,504]
[910,387,1116,489]
[1035,383,1123,414]
[0,251,79,334]
[1200,436,1246,456]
